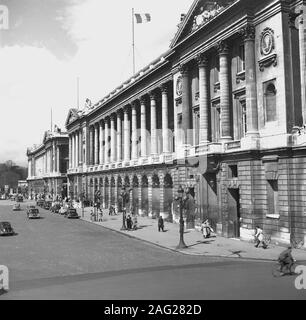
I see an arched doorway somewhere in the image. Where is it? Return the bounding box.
[164,174,173,222]
[152,174,160,218]
[141,176,149,216]
[104,177,109,208]
[132,176,139,215]
[89,178,93,204]
[117,176,123,212]
[110,177,116,206]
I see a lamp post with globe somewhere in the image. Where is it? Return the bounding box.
[175,185,188,249]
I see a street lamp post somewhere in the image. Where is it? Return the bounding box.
[120,187,131,231]
[175,185,188,249]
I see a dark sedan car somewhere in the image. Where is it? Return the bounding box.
[44,201,52,210]
[65,208,79,219]
[36,200,45,207]
[0,222,15,236]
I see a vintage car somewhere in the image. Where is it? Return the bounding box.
[36,200,45,207]
[12,203,21,211]
[0,222,15,236]
[50,203,61,214]
[16,195,23,203]
[59,206,68,215]
[43,201,52,210]
[65,208,79,219]
[27,208,40,219]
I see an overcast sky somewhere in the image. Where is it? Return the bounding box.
[0,0,193,166]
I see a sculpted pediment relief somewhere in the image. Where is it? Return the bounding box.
[171,0,234,48]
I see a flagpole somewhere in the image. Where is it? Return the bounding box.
[77,77,80,110]
[132,7,135,75]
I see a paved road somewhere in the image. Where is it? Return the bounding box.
[0,200,305,300]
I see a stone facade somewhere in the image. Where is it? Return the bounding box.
[27,127,69,199]
[65,0,306,248]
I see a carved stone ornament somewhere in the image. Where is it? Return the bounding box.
[196,53,208,67]
[239,24,255,41]
[260,28,275,56]
[176,76,183,97]
[258,54,277,72]
[216,41,229,55]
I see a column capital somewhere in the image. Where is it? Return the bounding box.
[123,105,130,114]
[216,40,229,55]
[160,83,169,94]
[116,108,124,117]
[139,96,147,105]
[131,101,138,110]
[149,91,157,101]
[179,63,189,76]
[239,24,255,41]
[110,113,116,121]
[196,52,209,67]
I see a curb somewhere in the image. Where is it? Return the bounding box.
[80,218,279,263]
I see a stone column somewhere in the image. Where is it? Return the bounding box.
[140,97,147,158]
[131,103,138,160]
[57,146,60,173]
[197,53,210,145]
[240,25,259,137]
[161,84,170,153]
[299,14,306,124]
[75,131,79,168]
[217,41,232,141]
[99,121,104,165]
[79,130,83,166]
[124,107,130,162]
[117,111,122,162]
[104,118,110,164]
[180,63,192,145]
[89,126,94,166]
[94,123,99,165]
[110,115,116,163]
[150,92,158,155]
[71,134,75,169]
[68,136,71,169]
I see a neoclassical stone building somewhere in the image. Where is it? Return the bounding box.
[66,0,306,247]
[27,127,69,199]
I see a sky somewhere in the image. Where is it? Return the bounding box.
[0,0,194,166]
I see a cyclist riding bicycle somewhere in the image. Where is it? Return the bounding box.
[278,246,295,275]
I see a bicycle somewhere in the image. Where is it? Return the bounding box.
[272,259,300,278]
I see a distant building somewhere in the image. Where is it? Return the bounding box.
[17,180,28,195]
[27,126,69,199]
[65,0,306,247]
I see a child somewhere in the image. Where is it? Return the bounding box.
[158,216,165,232]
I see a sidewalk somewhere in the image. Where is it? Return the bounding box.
[77,207,306,262]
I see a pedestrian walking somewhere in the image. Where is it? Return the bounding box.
[254,226,268,249]
[132,216,138,230]
[201,219,213,239]
[158,216,164,232]
[126,215,133,230]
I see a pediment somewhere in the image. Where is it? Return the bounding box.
[65,108,79,127]
[170,0,234,48]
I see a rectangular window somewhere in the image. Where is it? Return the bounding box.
[193,108,200,146]
[264,80,277,123]
[233,95,247,140]
[214,56,220,84]
[228,165,238,178]
[238,44,245,73]
[267,180,279,217]
[211,102,221,142]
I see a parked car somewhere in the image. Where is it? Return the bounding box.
[27,208,40,219]
[59,206,68,215]
[13,203,21,211]
[0,222,15,236]
[43,201,52,210]
[65,208,79,219]
[36,200,45,207]
[51,203,61,214]
[16,195,23,203]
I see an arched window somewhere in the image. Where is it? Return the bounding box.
[264,81,277,123]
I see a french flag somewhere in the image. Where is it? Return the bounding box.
[134,13,151,24]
